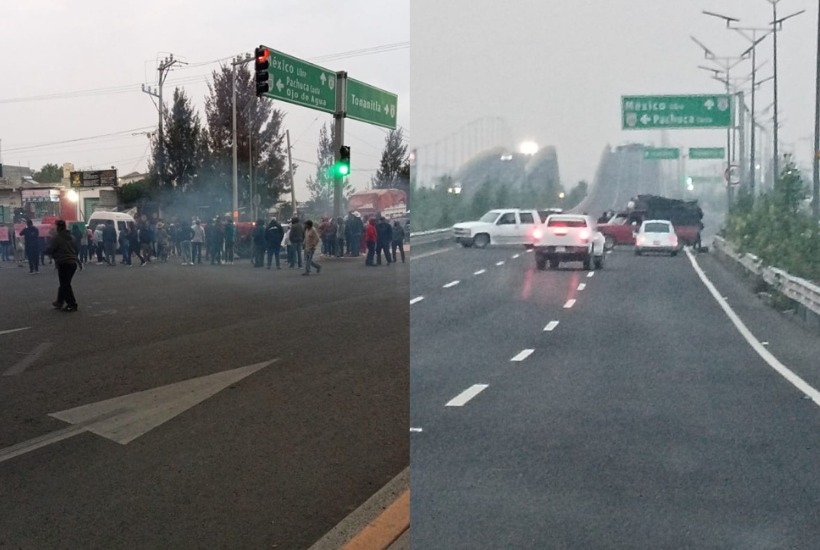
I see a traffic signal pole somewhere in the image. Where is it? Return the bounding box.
[333,71,347,220]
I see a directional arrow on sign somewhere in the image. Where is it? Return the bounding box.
[640,114,651,125]
[320,73,327,86]
[704,99,715,110]
[0,359,277,464]
[276,79,285,92]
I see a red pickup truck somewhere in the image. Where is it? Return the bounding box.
[597,195,703,249]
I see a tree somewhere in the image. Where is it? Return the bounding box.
[160,88,203,194]
[304,123,354,216]
[371,128,409,190]
[200,63,291,219]
[32,163,62,183]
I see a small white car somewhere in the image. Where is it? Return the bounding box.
[531,214,605,270]
[634,219,680,256]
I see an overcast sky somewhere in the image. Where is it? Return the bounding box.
[0,0,408,201]
[411,0,817,188]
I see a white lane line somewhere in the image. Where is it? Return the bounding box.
[762,341,769,346]
[512,254,520,259]
[410,427,423,433]
[442,280,460,288]
[3,342,53,377]
[685,248,820,408]
[445,384,489,407]
[526,249,533,253]
[496,261,505,266]
[577,283,586,291]
[587,272,595,278]
[410,248,450,261]
[410,296,424,305]
[474,269,486,276]
[511,349,534,362]
[0,327,31,337]
[564,299,576,308]
[544,321,559,332]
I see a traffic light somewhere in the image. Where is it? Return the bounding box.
[337,146,350,177]
[255,46,270,97]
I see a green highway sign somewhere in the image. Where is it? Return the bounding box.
[622,94,732,130]
[346,78,398,129]
[264,48,337,114]
[644,148,679,160]
[689,147,725,160]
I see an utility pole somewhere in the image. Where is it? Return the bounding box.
[141,54,184,189]
[286,130,296,217]
[231,54,253,222]
[814,2,820,220]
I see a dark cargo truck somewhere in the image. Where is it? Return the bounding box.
[597,194,704,249]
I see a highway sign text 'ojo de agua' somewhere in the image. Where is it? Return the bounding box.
[622,95,732,130]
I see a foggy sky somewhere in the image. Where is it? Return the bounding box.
[411,0,817,189]
[0,0,408,201]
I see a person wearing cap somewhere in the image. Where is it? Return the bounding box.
[45,220,81,312]
[19,219,40,274]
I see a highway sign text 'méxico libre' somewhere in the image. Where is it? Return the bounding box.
[264,48,336,114]
[622,95,732,130]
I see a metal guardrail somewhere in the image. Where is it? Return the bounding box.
[408,228,451,246]
[713,236,820,316]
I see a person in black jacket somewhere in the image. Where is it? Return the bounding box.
[391,220,406,263]
[265,219,284,270]
[19,219,40,274]
[45,220,81,312]
[252,219,266,267]
[375,217,393,265]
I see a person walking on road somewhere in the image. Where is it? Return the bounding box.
[302,220,322,275]
[289,217,304,268]
[45,220,81,312]
[20,219,40,274]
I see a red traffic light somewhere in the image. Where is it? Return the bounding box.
[255,46,269,63]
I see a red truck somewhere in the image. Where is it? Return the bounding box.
[347,189,407,220]
[597,195,703,249]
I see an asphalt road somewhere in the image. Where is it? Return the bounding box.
[0,254,408,549]
[410,243,820,549]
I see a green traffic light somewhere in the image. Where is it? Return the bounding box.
[338,164,350,176]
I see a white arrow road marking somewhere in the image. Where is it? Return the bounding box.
[442,280,460,288]
[511,349,534,362]
[544,321,559,332]
[445,384,489,407]
[564,299,576,308]
[577,283,586,291]
[0,327,31,337]
[3,342,53,377]
[410,296,424,305]
[0,360,277,465]
[496,261,505,266]
[474,269,486,275]
[587,272,595,278]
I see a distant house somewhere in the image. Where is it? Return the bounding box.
[119,171,148,185]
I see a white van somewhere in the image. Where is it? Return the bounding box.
[86,211,135,250]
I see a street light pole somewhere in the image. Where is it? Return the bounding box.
[814,3,820,220]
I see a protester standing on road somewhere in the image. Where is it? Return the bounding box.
[20,219,40,274]
[45,220,80,312]
[375,217,393,266]
[224,218,236,264]
[289,217,304,268]
[191,220,205,264]
[302,220,322,275]
[102,220,117,266]
[365,217,377,266]
[391,220,406,263]
[251,219,266,267]
[265,219,284,270]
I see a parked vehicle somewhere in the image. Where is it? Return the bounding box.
[597,195,703,249]
[452,208,556,248]
[531,213,605,270]
[634,219,680,256]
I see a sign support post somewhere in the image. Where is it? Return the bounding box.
[334,72,347,220]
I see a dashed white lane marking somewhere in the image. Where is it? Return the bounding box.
[587,272,595,278]
[511,349,534,362]
[443,280,460,288]
[0,327,31,337]
[496,261,505,266]
[410,427,423,433]
[474,269,486,275]
[446,384,489,407]
[410,296,424,305]
[512,254,520,259]
[564,299,576,308]
[526,249,533,253]
[762,341,769,346]
[544,321,559,332]
[685,248,820,408]
[577,283,586,291]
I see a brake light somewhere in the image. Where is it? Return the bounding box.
[533,228,543,240]
[670,234,678,246]
[636,235,645,246]
[579,229,591,242]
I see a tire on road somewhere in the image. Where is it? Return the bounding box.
[604,235,615,250]
[594,255,604,270]
[535,254,547,270]
[473,234,490,248]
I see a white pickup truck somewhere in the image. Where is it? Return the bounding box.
[453,208,558,248]
[531,213,605,270]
